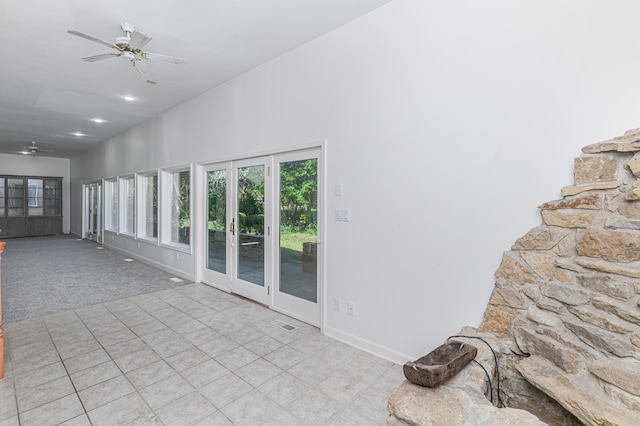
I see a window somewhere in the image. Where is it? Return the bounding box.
[0,176,62,237]
[138,173,158,240]
[104,179,118,231]
[28,179,43,216]
[0,178,4,217]
[168,169,190,246]
[7,178,25,217]
[119,176,135,235]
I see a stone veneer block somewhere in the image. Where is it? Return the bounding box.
[541,210,598,228]
[589,359,640,397]
[566,305,634,334]
[517,357,640,426]
[477,304,521,338]
[512,227,569,251]
[604,384,640,412]
[617,202,640,218]
[540,282,591,306]
[605,216,640,231]
[575,257,640,278]
[577,275,635,300]
[563,320,637,357]
[577,228,640,263]
[520,252,570,283]
[626,153,640,177]
[574,157,618,184]
[592,296,640,325]
[495,253,541,285]
[539,194,602,210]
[513,328,584,373]
[561,181,620,197]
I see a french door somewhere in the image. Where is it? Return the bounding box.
[272,150,320,326]
[202,149,321,326]
[203,157,272,306]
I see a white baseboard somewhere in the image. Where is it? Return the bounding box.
[104,244,196,282]
[323,325,412,365]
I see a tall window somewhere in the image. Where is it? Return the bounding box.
[170,169,190,245]
[0,178,5,217]
[104,179,118,231]
[139,173,158,240]
[119,176,135,235]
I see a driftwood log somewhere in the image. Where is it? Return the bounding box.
[403,340,477,388]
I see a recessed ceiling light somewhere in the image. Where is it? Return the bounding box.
[72,132,85,137]
[122,95,136,102]
[91,118,106,123]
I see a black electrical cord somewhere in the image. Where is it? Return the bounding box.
[447,335,506,408]
[471,359,493,404]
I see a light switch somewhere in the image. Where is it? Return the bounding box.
[335,183,343,196]
[335,209,350,222]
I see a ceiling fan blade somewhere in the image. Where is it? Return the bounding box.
[67,30,119,50]
[129,30,152,49]
[82,53,122,62]
[132,58,153,77]
[141,52,185,64]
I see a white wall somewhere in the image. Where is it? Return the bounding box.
[70,0,640,362]
[0,153,71,234]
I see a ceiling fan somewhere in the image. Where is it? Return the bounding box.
[20,141,54,157]
[67,23,185,82]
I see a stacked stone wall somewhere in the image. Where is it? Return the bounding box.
[478,128,640,425]
[388,129,640,426]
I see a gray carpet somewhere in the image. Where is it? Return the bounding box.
[1,235,188,323]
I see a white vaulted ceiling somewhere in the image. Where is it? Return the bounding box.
[0,0,390,158]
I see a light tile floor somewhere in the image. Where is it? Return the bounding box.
[0,284,402,425]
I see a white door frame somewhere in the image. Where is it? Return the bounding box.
[198,144,325,327]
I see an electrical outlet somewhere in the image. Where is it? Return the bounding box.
[334,299,341,312]
[347,302,355,316]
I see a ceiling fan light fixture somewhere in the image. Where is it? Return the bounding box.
[115,36,131,47]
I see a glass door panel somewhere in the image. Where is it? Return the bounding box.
[279,158,318,302]
[237,164,265,286]
[227,157,271,305]
[207,168,227,274]
[273,149,320,326]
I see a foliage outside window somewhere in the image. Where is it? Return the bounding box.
[171,170,190,245]
[237,166,265,235]
[120,176,135,234]
[207,170,226,231]
[279,159,318,262]
[142,174,158,239]
[104,179,117,231]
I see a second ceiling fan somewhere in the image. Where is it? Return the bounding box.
[68,22,185,82]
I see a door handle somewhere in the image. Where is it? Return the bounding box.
[230,218,236,236]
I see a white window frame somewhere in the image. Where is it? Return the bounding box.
[104,178,118,232]
[160,166,191,251]
[119,175,135,236]
[137,171,159,243]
